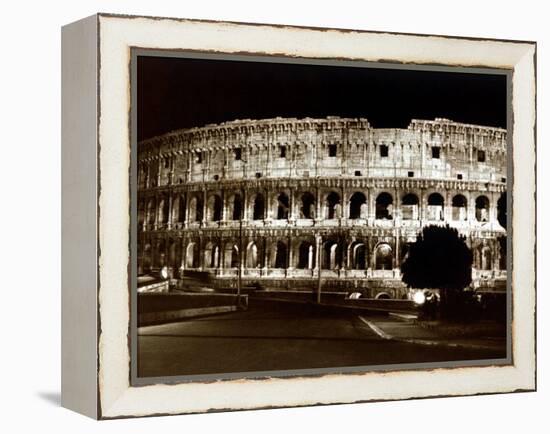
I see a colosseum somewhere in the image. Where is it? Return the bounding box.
[137,116,507,299]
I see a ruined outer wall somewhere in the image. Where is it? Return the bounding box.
[137,117,507,298]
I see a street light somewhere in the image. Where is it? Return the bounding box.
[412,290,426,305]
[159,266,169,280]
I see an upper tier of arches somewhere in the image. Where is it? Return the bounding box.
[138,117,508,188]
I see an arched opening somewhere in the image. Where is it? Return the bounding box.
[326,192,341,219]
[276,193,290,219]
[158,197,169,225]
[185,242,199,268]
[300,192,315,219]
[274,241,288,268]
[376,192,393,219]
[170,197,180,224]
[452,194,468,221]
[349,192,367,219]
[427,193,444,221]
[401,193,419,220]
[212,245,219,269]
[188,196,203,222]
[475,195,490,222]
[297,241,315,269]
[207,195,222,222]
[204,242,219,268]
[158,199,166,225]
[323,240,341,269]
[172,195,186,224]
[188,197,197,222]
[481,246,492,270]
[231,194,243,220]
[375,243,393,270]
[351,241,367,269]
[246,242,259,268]
[252,194,265,220]
[375,292,391,300]
[147,198,156,225]
[230,245,239,268]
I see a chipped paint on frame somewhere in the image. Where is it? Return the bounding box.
[92,13,536,419]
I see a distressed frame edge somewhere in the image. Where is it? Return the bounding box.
[95,14,537,419]
[61,13,100,419]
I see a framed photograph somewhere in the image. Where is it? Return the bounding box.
[61,13,536,419]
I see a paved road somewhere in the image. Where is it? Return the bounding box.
[138,300,505,378]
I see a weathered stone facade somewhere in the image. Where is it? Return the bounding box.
[137,117,507,298]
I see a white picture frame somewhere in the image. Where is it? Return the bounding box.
[61,13,536,419]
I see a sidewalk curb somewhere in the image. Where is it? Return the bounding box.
[389,312,417,322]
[358,316,503,351]
[139,305,239,326]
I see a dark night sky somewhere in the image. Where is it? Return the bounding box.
[137,55,507,142]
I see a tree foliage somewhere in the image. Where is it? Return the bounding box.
[401,225,473,292]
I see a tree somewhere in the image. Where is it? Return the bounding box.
[401,225,473,319]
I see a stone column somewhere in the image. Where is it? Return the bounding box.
[153,193,159,230]
[221,189,227,224]
[167,194,173,229]
[157,156,162,187]
[314,234,321,271]
[444,190,451,223]
[490,191,497,228]
[419,189,425,223]
[395,186,400,223]
[468,191,475,222]
[202,189,208,226]
[196,235,202,270]
[179,237,185,276]
[315,187,322,222]
[288,236,294,270]
[342,186,349,220]
[242,189,248,221]
[394,229,400,275]
[143,196,150,231]
[263,237,269,270]
[184,193,190,227]
[369,188,376,221]
[219,238,225,275]
[266,140,271,177]
[345,241,352,270]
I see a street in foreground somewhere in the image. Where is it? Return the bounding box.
[138,300,506,378]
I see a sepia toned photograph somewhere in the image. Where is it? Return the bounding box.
[133,52,510,381]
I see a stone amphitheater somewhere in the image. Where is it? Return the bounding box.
[137,116,507,298]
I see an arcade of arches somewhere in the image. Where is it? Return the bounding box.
[138,187,505,296]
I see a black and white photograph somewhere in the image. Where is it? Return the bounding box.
[1,0,541,428]
[134,53,510,380]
